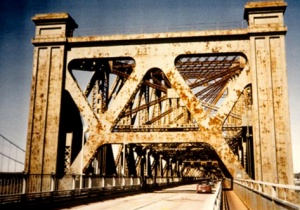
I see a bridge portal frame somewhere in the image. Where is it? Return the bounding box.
[25,1,294,186]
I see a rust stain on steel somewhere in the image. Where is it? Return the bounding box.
[208,117,221,127]
[245,1,286,9]
[32,13,70,20]
[212,47,221,53]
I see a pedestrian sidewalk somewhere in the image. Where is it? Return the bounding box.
[225,191,249,210]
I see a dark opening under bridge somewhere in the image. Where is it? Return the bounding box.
[1,1,299,209]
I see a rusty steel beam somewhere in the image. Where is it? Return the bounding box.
[123,96,168,117]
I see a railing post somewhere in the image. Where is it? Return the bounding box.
[88,174,92,189]
[50,172,55,192]
[272,186,277,198]
[101,174,105,188]
[113,174,116,188]
[72,173,76,190]
[22,171,27,194]
[258,183,262,193]
[122,175,126,189]
[130,175,133,188]
[138,176,141,187]
[20,172,28,203]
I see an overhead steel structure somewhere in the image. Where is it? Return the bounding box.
[25,1,294,187]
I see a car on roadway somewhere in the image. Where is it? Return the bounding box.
[196,179,213,193]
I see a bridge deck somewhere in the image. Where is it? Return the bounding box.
[40,184,219,210]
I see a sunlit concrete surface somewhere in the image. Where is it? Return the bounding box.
[224,191,248,210]
[54,184,219,210]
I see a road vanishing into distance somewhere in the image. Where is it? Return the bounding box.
[54,183,220,210]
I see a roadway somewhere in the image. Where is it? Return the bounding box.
[53,183,220,210]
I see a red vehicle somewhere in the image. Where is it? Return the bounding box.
[196,179,213,193]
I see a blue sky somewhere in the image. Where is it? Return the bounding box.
[0,0,299,173]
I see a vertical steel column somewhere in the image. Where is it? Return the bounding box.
[245,2,294,185]
[127,145,137,176]
[25,13,77,175]
[159,155,163,177]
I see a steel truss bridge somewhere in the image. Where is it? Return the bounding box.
[1,1,299,209]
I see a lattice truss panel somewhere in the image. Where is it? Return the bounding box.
[69,57,135,115]
[114,67,201,132]
[68,54,246,133]
[104,142,228,178]
[175,54,251,158]
[222,85,252,154]
[176,54,244,116]
[67,54,250,175]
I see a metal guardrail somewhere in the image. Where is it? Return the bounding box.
[0,173,224,209]
[234,179,300,210]
[4,175,298,209]
[0,173,204,207]
[213,181,223,210]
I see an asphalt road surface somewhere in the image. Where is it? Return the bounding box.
[56,183,220,210]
